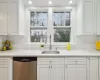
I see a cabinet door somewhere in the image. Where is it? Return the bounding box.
[87,58,98,80]
[83,1,95,35]
[51,65,64,80]
[0,58,12,80]
[96,1,100,35]
[0,67,8,80]
[8,2,18,35]
[65,65,87,80]
[37,65,50,80]
[0,3,8,35]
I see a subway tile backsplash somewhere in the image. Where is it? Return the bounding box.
[0,35,99,50]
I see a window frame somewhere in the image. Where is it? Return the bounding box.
[29,8,72,45]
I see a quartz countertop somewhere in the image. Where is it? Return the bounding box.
[0,49,100,57]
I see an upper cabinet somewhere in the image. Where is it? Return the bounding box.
[83,0,95,35]
[7,2,18,35]
[77,0,100,35]
[96,1,100,35]
[0,3,8,35]
[0,0,25,35]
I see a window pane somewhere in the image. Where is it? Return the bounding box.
[30,12,48,26]
[30,12,36,26]
[54,28,71,42]
[53,12,70,26]
[30,28,47,42]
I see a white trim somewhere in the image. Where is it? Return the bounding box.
[30,26,47,29]
[9,58,13,80]
[54,26,71,28]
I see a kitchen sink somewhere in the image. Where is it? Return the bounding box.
[42,50,60,54]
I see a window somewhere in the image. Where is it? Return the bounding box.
[53,11,71,42]
[54,28,71,42]
[53,12,70,26]
[30,11,48,42]
[30,12,48,26]
[30,28,47,42]
[29,9,71,43]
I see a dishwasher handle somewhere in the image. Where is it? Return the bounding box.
[13,57,37,62]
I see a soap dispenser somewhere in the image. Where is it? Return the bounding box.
[66,42,71,51]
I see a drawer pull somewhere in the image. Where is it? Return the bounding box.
[49,66,50,68]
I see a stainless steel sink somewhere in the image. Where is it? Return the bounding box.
[42,50,60,54]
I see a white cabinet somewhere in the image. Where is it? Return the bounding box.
[37,65,50,80]
[77,0,100,35]
[37,57,100,80]
[77,0,95,35]
[7,2,18,35]
[37,57,64,80]
[51,65,64,80]
[65,65,87,80]
[65,57,87,80]
[0,0,25,35]
[37,65,64,80]
[98,58,100,80]
[96,1,100,35]
[83,0,95,35]
[0,3,8,35]
[87,58,99,80]
[0,58,12,80]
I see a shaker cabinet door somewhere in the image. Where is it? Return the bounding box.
[65,65,87,80]
[87,58,99,80]
[83,1,95,35]
[0,3,8,35]
[51,65,64,80]
[37,65,50,80]
[7,2,18,35]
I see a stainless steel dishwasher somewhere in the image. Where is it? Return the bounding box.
[13,57,37,80]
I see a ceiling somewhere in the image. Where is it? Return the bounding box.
[22,0,78,7]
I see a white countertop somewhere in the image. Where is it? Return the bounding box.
[0,49,100,57]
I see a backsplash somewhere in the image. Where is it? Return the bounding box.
[0,35,99,50]
[0,36,6,47]
[0,35,97,50]
[76,35,97,49]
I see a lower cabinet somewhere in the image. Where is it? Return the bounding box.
[37,65,50,80]
[51,65,64,80]
[0,58,12,80]
[37,57,65,80]
[65,65,87,80]
[65,57,87,80]
[87,58,99,80]
[37,64,64,80]
[37,57,99,80]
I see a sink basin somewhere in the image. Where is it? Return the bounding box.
[42,50,60,54]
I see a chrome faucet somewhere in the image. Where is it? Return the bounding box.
[44,35,52,50]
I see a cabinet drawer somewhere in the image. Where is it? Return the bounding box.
[50,58,64,64]
[38,57,64,64]
[38,57,51,64]
[0,58,9,65]
[65,58,86,65]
